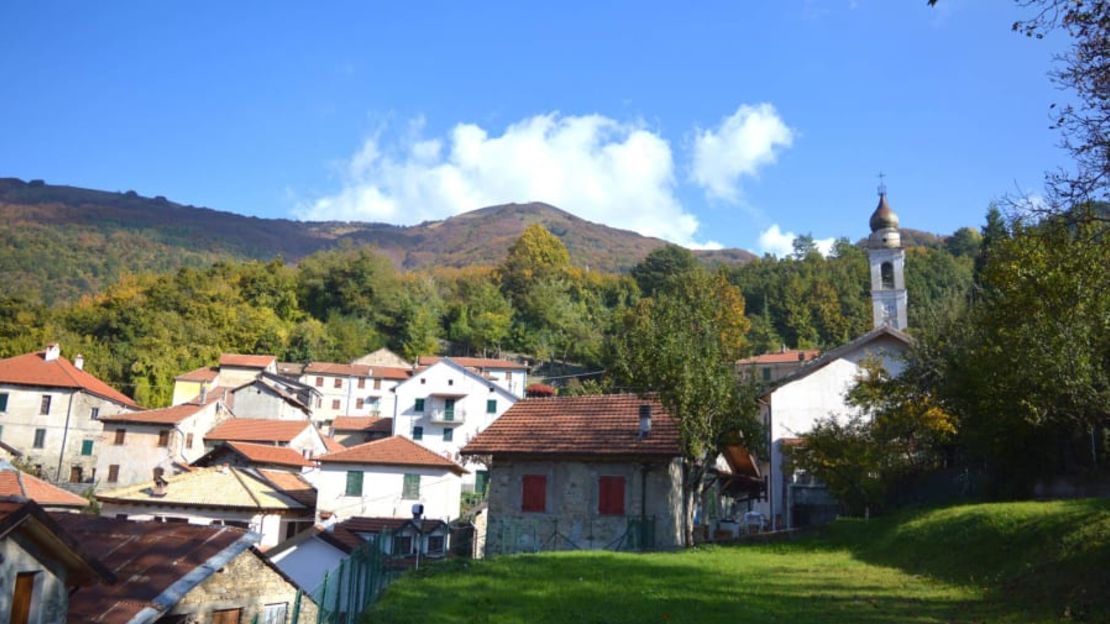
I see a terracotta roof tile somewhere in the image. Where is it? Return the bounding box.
[462,394,681,457]
[205,418,312,443]
[219,353,276,368]
[321,435,346,453]
[225,441,314,468]
[96,466,307,511]
[0,464,88,507]
[322,516,446,553]
[99,401,209,425]
[258,469,317,508]
[0,351,137,407]
[418,356,528,370]
[371,366,413,380]
[304,362,368,376]
[737,349,821,365]
[332,416,393,433]
[319,436,467,475]
[174,365,220,382]
[55,514,250,624]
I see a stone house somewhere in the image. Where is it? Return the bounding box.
[330,416,393,446]
[351,347,412,369]
[171,353,283,407]
[227,375,316,421]
[0,344,138,484]
[391,358,517,489]
[0,459,90,511]
[96,465,315,549]
[312,436,466,523]
[462,394,685,555]
[416,355,529,398]
[96,397,232,487]
[203,418,329,459]
[56,513,317,624]
[299,362,410,428]
[0,499,113,624]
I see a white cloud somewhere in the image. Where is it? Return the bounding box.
[301,113,720,247]
[758,224,836,258]
[691,103,794,202]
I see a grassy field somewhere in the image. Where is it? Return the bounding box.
[366,498,1110,624]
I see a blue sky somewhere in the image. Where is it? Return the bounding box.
[0,1,1069,254]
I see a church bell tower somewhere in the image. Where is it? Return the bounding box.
[868,183,908,330]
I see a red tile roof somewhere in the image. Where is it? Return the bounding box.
[0,466,89,508]
[99,401,209,425]
[225,441,314,468]
[258,469,317,508]
[0,351,137,407]
[219,353,276,368]
[174,365,219,382]
[55,514,252,624]
[332,416,393,433]
[321,435,346,453]
[319,436,467,475]
[462,394,682,457]
[305,362,366,376]
[321,516,447,553]
[205,418,312,443]
[418,356,528,370]
[372,366,413,380]
[737,349,821,365]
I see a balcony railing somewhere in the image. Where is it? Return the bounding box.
[428,407,467,425]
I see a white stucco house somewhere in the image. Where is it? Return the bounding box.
[310,436,466,523]
[299,362,410,429]
[416,356,528,398]
[203,417,329,458]
[392,358,517,488]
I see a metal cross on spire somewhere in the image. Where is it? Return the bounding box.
[877,171,887,196]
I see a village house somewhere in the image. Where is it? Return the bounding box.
[95,396,232,487]
[95,465,316,549]
[461,394,685,555]
[0,459,90,511]
[0,499,114,624]
[417,355,529,398]
[171,353,285,407]
[227,374,317,420]
[312,436,466,523]
[268,516,450,595]
[0,344,138,484]
[204,417,329,458]
[392,358,518,489]
[331,416,393,446]
[738,348,821,384]
[351,347,412,369]
[193,440,316,472]
[56,513,318,623]
[751,190,913,530]
[299,362,410,428]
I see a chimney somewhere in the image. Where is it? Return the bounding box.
[151,476,168,497]
[44,343,60,362]
[73,354,84,370]
[638,404,652,438]
[797,352,806,362]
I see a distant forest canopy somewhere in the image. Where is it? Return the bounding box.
[0,176,983,409]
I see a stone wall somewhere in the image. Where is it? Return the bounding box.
[484,456,683,554]
[166,547,318,624]
[0,530,71,624]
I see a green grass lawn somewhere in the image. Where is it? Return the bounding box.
[366,499,1110,624]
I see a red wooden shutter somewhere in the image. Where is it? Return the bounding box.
[521,475,546,512]
[598,476,625,515]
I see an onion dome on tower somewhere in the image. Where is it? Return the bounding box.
[868,185,901,249]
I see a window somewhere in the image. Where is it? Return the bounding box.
[32,428,45,449]
[427,535,445,555]
[881,261,895,289]
[315,397,322,408]
[475,470,489,496]
[334,378,342,388]
[114,429,126,445]
[442,428,453,442]
[90,406,100,420]
[522,475,546,512]
[412,426,423,440]
[402,474,420,499]
[80,439,94,456]
[12,572,37,624]
[414,398,425,412]
[0,392,7,411]
[356,399,365,409]
[186,433,194,449]
[39,395,51,415]
[315,376,324,387]
[332,399,341,410]
[762,367,772,382]
[157,430,170,447]
[358,378,366,389]
[262,603,288,624]
[212,608,242,624]
[486,399,497,414]
[373,378,382,390]
[444,398,456,421]
[598,476,626,515]
[345,471,363,496]
[394,535,413,556]
[107,465,120,482]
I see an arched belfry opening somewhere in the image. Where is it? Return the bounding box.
[880,262,895,289]
[867,180,907,330]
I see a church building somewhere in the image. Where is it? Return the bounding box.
[751,186,913,530]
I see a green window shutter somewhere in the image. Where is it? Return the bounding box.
[486,399,496,414]
[0,393,8,411]
[403,474,420,499]
[345,471,364,496]
[442,428,453,442]
[81,440,94,456]
[413,426,423,440]
[33,429,46,448]
[414,398,425,412]
[475,470,489,496]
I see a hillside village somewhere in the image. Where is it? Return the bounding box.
[0,192,940,622]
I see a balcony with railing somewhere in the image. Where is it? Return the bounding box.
[428,406,467,425]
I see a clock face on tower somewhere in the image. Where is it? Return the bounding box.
[880,299,897,324]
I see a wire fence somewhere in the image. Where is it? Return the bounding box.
[484,515,656,556]
[286,539,402,624]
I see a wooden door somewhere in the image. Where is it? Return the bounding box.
[69,466,83,483]
[212,608,242,624]
[10,572,35,624]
